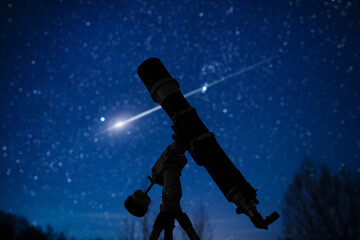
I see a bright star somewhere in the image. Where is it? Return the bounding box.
[114,121,125,128]
[202,83,208,93]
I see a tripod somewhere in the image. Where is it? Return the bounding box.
[149,135,199,240]
[125,135,200,240]
[149,209,199,240]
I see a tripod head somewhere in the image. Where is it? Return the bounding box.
[125,135,187,216]
[125,58,279,230]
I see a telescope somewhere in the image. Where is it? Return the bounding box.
[125,58,279,239]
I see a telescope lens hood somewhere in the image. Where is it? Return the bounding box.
[137,58,172,93]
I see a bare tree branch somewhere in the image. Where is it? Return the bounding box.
[283,159,360,240]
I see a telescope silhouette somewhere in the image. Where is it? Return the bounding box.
[125,58,279,239]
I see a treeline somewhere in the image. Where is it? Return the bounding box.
[118,206,213,240]
[1,158,359,240]
[0,206,212,240]
[0,209,69,240]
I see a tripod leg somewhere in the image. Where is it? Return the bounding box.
[149,212,165,240]
[149,211,176,240]
[176,212,200,240]
[149,228,162,240]
[163,216,175,240]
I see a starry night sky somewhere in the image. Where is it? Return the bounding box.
[1,0,359,239]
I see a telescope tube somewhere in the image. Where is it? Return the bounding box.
[137,58,279,229]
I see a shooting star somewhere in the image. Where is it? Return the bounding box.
[107,56,276,131]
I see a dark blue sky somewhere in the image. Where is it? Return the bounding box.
[1,0,359,239]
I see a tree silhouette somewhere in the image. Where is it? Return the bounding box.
[283,159,360,240]
[118,214,153,240]
[118,218,136,240]
[141,211,150,240]
[0,209,67,240]
[118,203,213,240]
[179,204,213,240]
[191,205,213,240]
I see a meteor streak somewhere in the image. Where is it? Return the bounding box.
[108,56,276,131]
[110,105,162,129]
